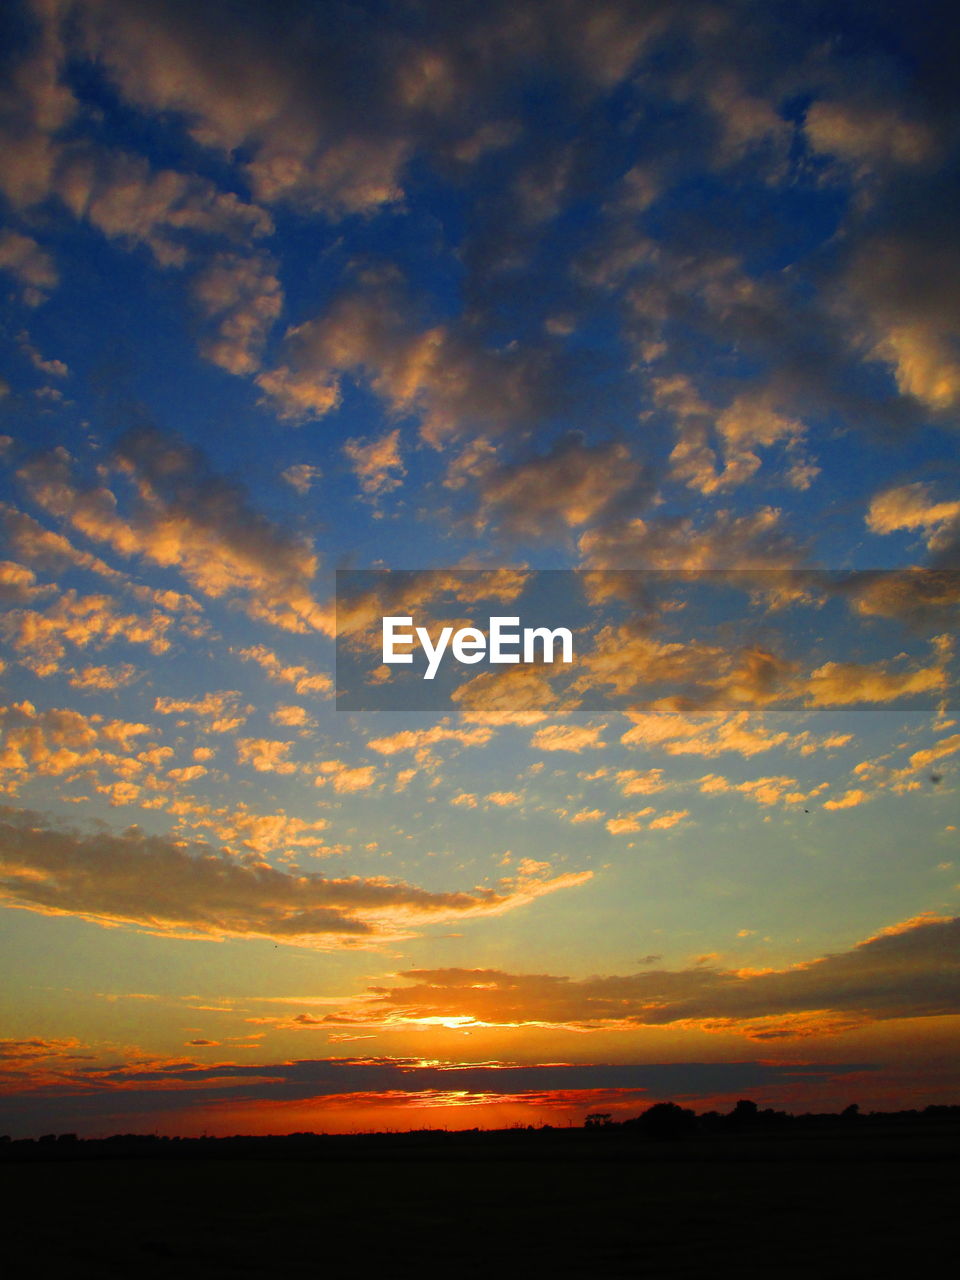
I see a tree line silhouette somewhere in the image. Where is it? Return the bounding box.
[3,1099,959,1162]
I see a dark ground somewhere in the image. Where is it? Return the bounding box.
[3,1117,957,1277]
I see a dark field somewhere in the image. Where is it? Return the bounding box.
[4,1120,958,1277]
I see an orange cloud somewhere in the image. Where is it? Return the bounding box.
[334,914,960,1030]
[19,435,332,637]
[156,690,250,733]
[193,251,283,374]
[233,644,333,695]
[867,483,960,550]
[0,701,154,793]
[823,789,871,811]
[315,760,379,793]
[344,429,405,496]
[466,434,640,537]
[451,664,575,726]
[0,230,58,302]
[366,725,493,756]
[0,587,173,676]
[236,738,298,775]
[0,806,591,947]
[67,664,140,691]
[531,723,606,752]
[621,710,792,758]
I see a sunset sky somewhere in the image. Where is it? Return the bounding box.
[1,0,958,1138]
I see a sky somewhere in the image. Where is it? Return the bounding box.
[0,0,958,1138]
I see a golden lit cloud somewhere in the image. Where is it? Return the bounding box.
[315,760,379,793]
[530,723,606,753]
[19,436,333,637]
[366,724,494,756]
[155,690,250,733]
[0,806,591,947]
[344,429,405,496]
[338,914,960,1030]
[233,644,332,695]
[236,738,298,775]
[867,483,960,550]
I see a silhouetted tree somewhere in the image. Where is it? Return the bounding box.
[635,1102,697,1139]
[729,1099,759,1126]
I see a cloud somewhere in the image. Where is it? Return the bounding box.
[621,710,793,758]
[259,278,563,442]
[843,571,960,627]
[2,0,958,1135]
[822,789,870,811]
[0,0,75,209]
[0,702,153,793]
[236,738,298,775]
[312,760,377,793]
[578,507,797,572]
[67,663,140,691]
[717,775,810,807]
[805,98,936,172]
[255,365,341,422]
[233,644,332,695]
[834,174,960,415]
[0,805,591,947]
[156,690,250,733]
[0,588,173,676]
[606,809,654,835]
[192,252,283,375]
[867,484,960,552]
[451,664,576,725]
[60,0,670,224]
[340,914,960,1031]
[569,807,604,824]
[366,725,493,756]
[19,432,332,636]
[664,379,808,496]
[464,433,641,538]
[801,638,952,708]
[271,705,311,728]
[648,809,689,830]
[486,790,521,807]
[7,0,958,469]
[0,1049,868,1134]
[616,768,667,796]
[73,0,411,214]
[17,331,68,379]
[179,805,330,858]
[0,229,58,302]
[698,773,825,810]
[906,733,960,773]
[0,560,55,604]
[1,503,125,582]
[0,7,272,273]
[334,570,530,656]
[56,144,273,268]
[604,805,687,834]
[344,429,405,496]
[574,626,733,700]
[281,464,322,495]
[531,724,606,753]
